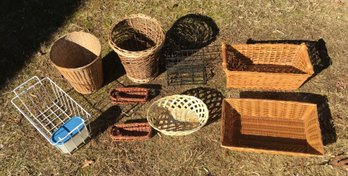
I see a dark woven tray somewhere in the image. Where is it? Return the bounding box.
[110,87,149,104]
[109,123,153,141]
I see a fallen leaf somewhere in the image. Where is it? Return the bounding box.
[329,156,348,170]
[336,80,347,90]
[82,159,95,169]
[335,0,344,5]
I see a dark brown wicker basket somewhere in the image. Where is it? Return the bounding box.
[108,14,165,83]
[110,87,149,104]
[109,123,153,141]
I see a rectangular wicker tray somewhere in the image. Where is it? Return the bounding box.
[221,43,314,90]
[109,123,153,141]
[221,98,324,156]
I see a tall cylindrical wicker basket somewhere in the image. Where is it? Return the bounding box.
[50,31,103,94]
[109,14,165,83]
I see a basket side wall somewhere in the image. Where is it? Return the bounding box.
[231,44,299,65]
[304,106,325,155]
[292,44,314,75]
[221,100,240,146]
[225,71,310,90]
[54,57,103,94]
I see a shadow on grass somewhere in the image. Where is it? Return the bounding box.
[246,39,331,77]
[90,105,122,138]
[102,51,126,86]
[0,0,83,89]
[239,91,337,145]
[182,87,223,125]
[160,13,219,74]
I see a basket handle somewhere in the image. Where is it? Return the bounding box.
[221,43,227,69]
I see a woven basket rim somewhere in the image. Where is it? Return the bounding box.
[50,31,102,70]
[108,14,165,58]
[147,95,209,135]
[223,70,312,76]
[224,98,317,107]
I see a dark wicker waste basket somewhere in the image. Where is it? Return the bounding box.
[109,14,165,83]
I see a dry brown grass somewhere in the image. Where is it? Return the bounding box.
[1,0,348,175]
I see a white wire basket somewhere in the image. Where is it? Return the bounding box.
[11,76,91,154]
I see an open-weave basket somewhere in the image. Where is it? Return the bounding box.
[221,98,324,156]
[221,43,314,90]
[109,123,153,141]
[147,95,209,136]
[110,87,149,105]
[109,14,165,83]
[50,31,103,94]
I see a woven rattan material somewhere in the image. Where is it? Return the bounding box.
[221,43,314,90]
[109,14,165,83]
[110,87,149,104]
[50,31,103,94]
[221,98,324,156]
[147,95,209,136]
[109,123,152,141]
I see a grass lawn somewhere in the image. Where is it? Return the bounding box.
[1,0,348,175]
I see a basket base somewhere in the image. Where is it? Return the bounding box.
[126,69,158,83]
[127,75,154,83]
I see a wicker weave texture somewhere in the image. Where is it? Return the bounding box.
[110,87,149,104]
[221,98,324,156]
[221,43,314,90]
[109,123,152,141]
[109,14,165,83]
[147,95,209,136]
[50,31,103,94]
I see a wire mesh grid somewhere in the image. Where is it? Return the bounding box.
[11,76,91,148]
[164,45,220,85]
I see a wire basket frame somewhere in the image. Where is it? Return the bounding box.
[11,76,91,153]
[164,45,220,85]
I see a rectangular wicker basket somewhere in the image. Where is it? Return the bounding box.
[221,43,314,90]
[221,98,324,156]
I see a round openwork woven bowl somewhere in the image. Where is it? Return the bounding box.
[147,95,209,136]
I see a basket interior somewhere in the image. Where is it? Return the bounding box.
[147,96,208,132]
[225,44,311,74]
[111,17,163,52]
[50,32,101,68]
[222,99,324,156]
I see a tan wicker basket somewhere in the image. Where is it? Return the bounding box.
[109,14,165,83]
[147,95,209,136]
[50,31,103,94]
[221,98,324,156]
[221,43,314,90]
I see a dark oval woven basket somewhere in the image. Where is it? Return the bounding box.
[110,87,149,105]
[109,123,153,141]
